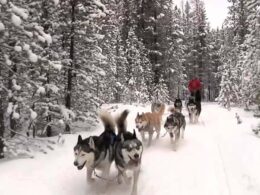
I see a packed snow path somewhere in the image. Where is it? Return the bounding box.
[0,103,260,195]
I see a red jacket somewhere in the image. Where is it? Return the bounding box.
[188,79,201,92]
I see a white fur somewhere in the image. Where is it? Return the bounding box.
[74,149,95,169]
[188,105,197,124]
[74,147,112,183]
[118,144,143,195]
[121,146,143,165]
[140,131,145,142]
[136,121,147,129]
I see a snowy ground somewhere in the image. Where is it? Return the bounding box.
[0,103,260,195]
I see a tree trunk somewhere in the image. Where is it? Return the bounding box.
[42,1,53,137]
[115,37,121,103]
[8,63,17,137]
[65,0,76,133]
[0,91,5,159]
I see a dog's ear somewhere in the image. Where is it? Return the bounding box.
[88,137,95,150]
[78,135,82,143]
[120,133,124,142]
[133,129,136,138]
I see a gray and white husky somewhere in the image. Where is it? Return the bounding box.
[73,111,116,182]
[115,110,143,195]
[164,112,186,150]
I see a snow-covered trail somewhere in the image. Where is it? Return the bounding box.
[0,103,260,195]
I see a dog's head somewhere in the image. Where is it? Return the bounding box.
[151,102,162,112]
[120,130,143,165]
[187,103,197,113]
[135,112,148,130]
[164,114,179,132]
[73,135,95,170]
[174,98,182,107]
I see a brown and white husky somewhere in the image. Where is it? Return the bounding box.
[135,104,165,146]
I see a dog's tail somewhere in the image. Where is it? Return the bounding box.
[158,104,165,116]
[99,111,115,133]
[116,109,129,134]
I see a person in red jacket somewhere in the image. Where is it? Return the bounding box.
[186,78,202,123]
[188,78,202,102]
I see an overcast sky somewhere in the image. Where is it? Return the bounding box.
[174,0,230,29]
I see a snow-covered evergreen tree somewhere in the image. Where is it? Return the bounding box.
[218,0,249,107]
[0,0,59,157]
[240,0,260,107]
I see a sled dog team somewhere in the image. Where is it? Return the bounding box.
[73,97,202,195]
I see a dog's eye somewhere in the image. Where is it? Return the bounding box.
[136,146,140,150]
[81,154,85,157]
[127,148,132,152]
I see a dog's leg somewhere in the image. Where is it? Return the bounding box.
[170,132,174,144]
[181,128,184,139]
[148,131,153,146]
[172,133,177,151]
[156,127,160,139]
[123,171,132,184]
[101,164,111,179]
[181,127,185,139]
[195,114,199,123]
[100,164,111,193]
[87,168,95,183]
[173,131,180,151]
[131,167,141,195]
[117,167,124,184]
[118,169,131,184]
[182,121,186,139]
[140,131,145,142]
[117,172,123,184]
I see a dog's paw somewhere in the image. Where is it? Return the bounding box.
[172,144,177,151]
[117,176,123,184]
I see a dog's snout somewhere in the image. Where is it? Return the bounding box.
[134,154,139,159]
[74,161,78,166]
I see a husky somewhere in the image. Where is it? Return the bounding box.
[115,110,143,195]
[164,112,186,150]
[187,97,201,123]
[174,98,183,113]
[73,111,116,182]
[151,102,163,112]
[135,104,165,146]
[187,91,201,123]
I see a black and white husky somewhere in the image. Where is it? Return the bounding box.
[164,112,186,150]
[115,110,143,195]
[187,91,201,123]
[174,98,183,113]
[73,111,116,182]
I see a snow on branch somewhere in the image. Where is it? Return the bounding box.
[92,0,108,13]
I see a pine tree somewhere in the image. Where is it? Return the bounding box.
[0,0,58,157]
[218,0,249,107]
[164,5,186,100]
[240,0,260,108]
[123,27,150,103]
